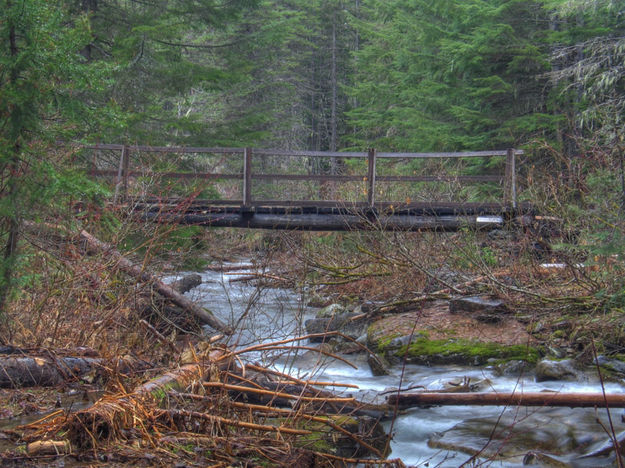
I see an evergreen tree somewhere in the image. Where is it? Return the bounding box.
[544,0,625,146]
[347,0,557,152]
[77,0,260,145]
[0,0,108,316]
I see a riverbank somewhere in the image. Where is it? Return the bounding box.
[265,228,625,364]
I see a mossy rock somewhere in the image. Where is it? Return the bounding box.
[390,337,539,366]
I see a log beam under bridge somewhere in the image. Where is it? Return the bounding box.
[130,201,535,232]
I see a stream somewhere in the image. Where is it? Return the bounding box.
[179,263,625,467]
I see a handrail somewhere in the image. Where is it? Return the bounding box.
[85,144,523,158]
[85,144,520,210]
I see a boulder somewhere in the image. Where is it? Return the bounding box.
[449,296,509,315]
[367,353,391,376]
[305,312,367,342]
[316,303,349,318]
[535,359,585,382]
[492,359,533,377]
[596,355,625,377]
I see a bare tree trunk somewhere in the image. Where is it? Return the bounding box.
[329,11,338,179]
[330,11,337,154]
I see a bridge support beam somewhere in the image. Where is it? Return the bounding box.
[142,211,505,232]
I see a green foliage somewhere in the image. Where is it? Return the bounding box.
[0,0,114,312]
[347,0,553,153]
[83,0,261,145]
[544,0,625,144]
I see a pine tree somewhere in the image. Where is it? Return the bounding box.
[544,0,625,146]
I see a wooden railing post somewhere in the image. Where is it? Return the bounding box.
[90,143,99,178]
[121,145,130,200]
[243,147,253,208]
[504,148,517,210]
[113,145,130,204]
[367,148,377,208]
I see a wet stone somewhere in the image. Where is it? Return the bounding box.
[596,355,625,377]
[305,312,366,342]
[316,303,349,318]
[449,296,509,315]
[367,353,391,376]
[492,359,533,377]
[535,359,585,382]
[427,408,604,465]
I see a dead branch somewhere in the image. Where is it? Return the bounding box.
[203,382,355,403]
[243,363,358,388]
[162,408,312,435]
[33,348,228,449]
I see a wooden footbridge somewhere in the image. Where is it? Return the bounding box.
[86,144,534,231]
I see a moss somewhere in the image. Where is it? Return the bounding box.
[150,381,180,403]
[374,333,401,353]
[395,338,539,366]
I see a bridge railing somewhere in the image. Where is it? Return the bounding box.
[85,144,522,210]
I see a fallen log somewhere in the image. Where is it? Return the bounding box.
[204,263,253,272]
[0,355,145,388]
[218,372,391,419]
[26,440,71,456]
[387,391,625,408]
[78,230,232,335]
[137,273,202,332]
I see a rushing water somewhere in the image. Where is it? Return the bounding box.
[175,264,625,467]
